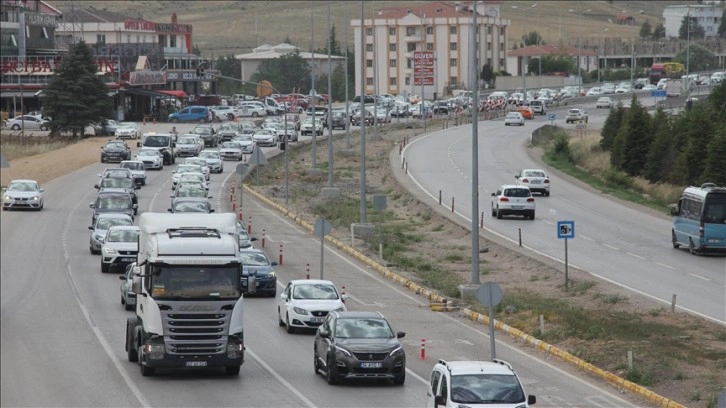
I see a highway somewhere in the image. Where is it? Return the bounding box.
[402,98,726,325]
[0,121,651,407]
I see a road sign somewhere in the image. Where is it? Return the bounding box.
[413,51,435,86]
[548,113,556,121]
[476,282,503,306]
[652,89,666,97]
[557,220,575,239]
[236,163,249,175]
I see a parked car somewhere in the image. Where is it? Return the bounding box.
[114,122,140,139]
[219,141,244,161]
[2,179,44,211]
[515,169,551,196]
[119,160,146,186]
[565,108,588,124]
[4,115,50,131]
[313,311,406,385]
[101,140,131,163]
[239,248,278,297]
[586,87,602,96]
[168,105,210,123]
[504,112,525,126]
[595,97,614,109]
[353,95,375,104]
[197,150,224,173]
[237,101,267,117]
[211,105,237,121]
[278,279,347,333]
[119,262,137,310]
[100,226,139,273]
[490,185,535,220]
[93,119,118,136]
[88,213,133,254]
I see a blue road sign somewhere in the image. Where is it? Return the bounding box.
[651,89,666,97]
[548,113,556,121]
[557,220,575,239]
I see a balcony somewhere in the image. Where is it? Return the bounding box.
[163,46,187,54]
[403,35,423,43]
[24,37,55,50]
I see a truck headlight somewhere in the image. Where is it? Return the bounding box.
[144,343,165,359]
[227,343,244,359]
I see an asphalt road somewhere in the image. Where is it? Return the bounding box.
[0,120,653,407]
[402,99,726,325]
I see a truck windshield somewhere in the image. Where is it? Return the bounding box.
[143,136,170,147]
[148,265,240,299]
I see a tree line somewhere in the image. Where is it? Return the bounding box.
[599,82,726,187]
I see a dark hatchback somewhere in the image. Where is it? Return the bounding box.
[314,311,406,386]
[89,192,136,225]
[239,249,277,297]
[101,140,131,163]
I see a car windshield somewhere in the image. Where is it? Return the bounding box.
[106,229,139,242]
[238,251,269,266]
[178,138,196,144]
[236,135,253,142]
[174,202,208,212]
[177,182,204,190]
[256,130,273,135]
[120,162,144,170]
[219,124,235,131]
[504,189,531,198]
[96,217,132,229]
[450,374,525,404]
[176,165,200,173]
[143,136,170,147]
[198,151,219,159]
[184,159,207,166]
[138,149,158,157]
[103,170,130,178]
[96,196,132,209]
[118,123,136,129]
[177,189,206,198]
[221,142,239,149]
[524,171,546,178]
[292,283,339,300]
[7,182,38,192]
[335,318,393,339]
[180,174,203,183]
[100,178,133,188]
[106,142,126,149]
[193,127,212,135]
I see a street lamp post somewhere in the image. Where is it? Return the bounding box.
[359,0,367,224]
[470,0,480,286]
[686,6,691,97]
[327,0,334,187]
[344,18,351,149]
[310,8,317,170]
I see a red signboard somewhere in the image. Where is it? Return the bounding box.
[413,51,435,86]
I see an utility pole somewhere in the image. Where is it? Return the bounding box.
[359,0,367,224]
[344,19,351,148]
[311,8,317,169]
[327,0,334,186]
[470,0,480,286]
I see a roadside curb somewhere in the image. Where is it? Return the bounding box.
[238,127,685,408]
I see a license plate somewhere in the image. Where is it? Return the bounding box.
[360,362,382,368]
[186,361,207,367]
[512,206,523,210]
[121,257,135,262]
[310,317,324,323]
[531,180,542,184]
[127,298,136,305]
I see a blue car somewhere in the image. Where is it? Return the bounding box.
[239,249,277,297]
[168,105,210,123]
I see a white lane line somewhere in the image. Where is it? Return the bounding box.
[246,348,316,408]
[688,273,711,281]
[579,235,595,241]
[542,220,554,225]
[626,252,647,260]
[601,243,619,251]
[656,262,677,270]
[62,189,150,408]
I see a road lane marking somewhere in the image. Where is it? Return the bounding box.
[579,235,595,241]
[246,348,316,408]
[656,262,677,270]
[601,243,619,251]
[688,273,711,281]
[626,252,646,260]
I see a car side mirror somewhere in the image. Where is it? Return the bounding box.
[169,195,175,198]
[131,276,142,295]
[89,203,95,208]
[167,208,173,212]
[528,395,537,405]
[396,331,406,339]
[318,329,330,338]
[490,192,496,196]
[270,261,278,266]
[434,395,446,406]
[132,204,138,209]
[209,209,215,213]
[39,189,44,193]
[250,237,258,242]
[280,293,288,301]
[88,226,93,230]
[118,275,126,281]
[246,275,257,294]
[207,196,213,199]
[94,184,100,189]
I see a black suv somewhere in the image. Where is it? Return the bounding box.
[314,311,406,385]
[101,140,131,163]
[329,110,348,130]
[89,191,136,225]
[192,124,218,147]
[217,122,240,142]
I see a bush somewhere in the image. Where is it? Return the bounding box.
[604,168,633,189]
[552,133,573,163]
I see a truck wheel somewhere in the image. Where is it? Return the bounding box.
[126,319,138,362]
[225,366,240,376]
[139,347,155,376]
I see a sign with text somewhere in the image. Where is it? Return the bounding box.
[413,51,434,86]
[128,70,167,86]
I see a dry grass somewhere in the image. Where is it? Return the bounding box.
[72,1,683,56]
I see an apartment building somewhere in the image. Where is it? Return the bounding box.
[351,1,509,99]
[664,4,724,39]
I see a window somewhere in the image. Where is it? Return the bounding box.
[366,77,374,86]
[389,43,396,51]
[406,27,416,36]
[389,59,396,67]
[499,58,504,67]
[10,34,17,46]
[407,58,412,68]
[487,41,492,50]
[170,35,176,48]
[450,76,458,86]
[405,77,410,85]
[366,44,373,52]
[389,27,396,35]
[450,42,457,51]
[449,26,457,34]
[487,57,492,66]
[389,77,397,86]
[136,35,140,43]
[367,59,373,67]
[366,28,373,36]
[476,26,480,34]
[97,34,106,44]
[500,42,504,51]
[487,26,492,34]
[500,27,505,36]
[427,43,434,51]
[127,35,131,43]
[426,26,433,35]
[431,371,442,394]
[407,43,416,52]
[450,58,457,67]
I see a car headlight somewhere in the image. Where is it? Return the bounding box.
[389,345,404,357]
[292,307,308,315]
[104,247,117,254]
[30,196,40,201]
[335,306,346,312]
[3,195,12,201]
[334,345,352,357]
[267,271,276,279]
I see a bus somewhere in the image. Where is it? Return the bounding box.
[671,183,726,254]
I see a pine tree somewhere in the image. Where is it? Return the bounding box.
[679,104,716,184]
[643,109,674,183]
[700,127,726,185]
[41,41,113,138]
[639,21,652,39]
[619,96,652,176]
[600,104,624,150]
[610,122,628,169]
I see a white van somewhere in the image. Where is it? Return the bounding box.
[710,72,725,84]
[529,100,546,115]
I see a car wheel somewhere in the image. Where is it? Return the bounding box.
[314,348,321,374]
[90,246,99,255]
[40,125,48,131]
[496,207,502,219]
[545,191,550,197]
[393,370,406,385]
[11,124,20,130]
[252,112,259,117]
[491,207,496,217]
[101,262,109,273]
[121,296,125,305]
[671,231,680,249]
[101,157,105,163]
[286,314,295,334]
[225,366,241,376]
[530,211,536,220]
[326,356,339,385]
[124,300,134,311]
[689,238,697,255]
[278,308,286,327]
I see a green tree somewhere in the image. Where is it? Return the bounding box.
[41,41,112,138]
[719,8,726,38]
[245,50,312,95]
[600,103,625,150]
[700,128,726,185]
[618,95,652,176]
[639,20,652,39]
[643,109,675,183]
[521,31,543,46]
[707,78,726,114]
[315,24,342,56]
[673,104,716,184]
[480,64,495,87]
[673,44,719,72]
[652,23,666,39]
[678,16,705,40]
[610,123,628,169]
[527,55,575,75]
[213,55,242,95]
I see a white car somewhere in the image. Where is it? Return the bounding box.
[491,184,535,220]
[177,172,208,191]
[515,169,550,196]
[114,122,140,139]
[219,141,244,161]
[212,105,237,121]
[197,150,224,173]
[300,118,323,136]
[504,112,524,126]
[233,134,256,154]
[595,97,614,109]
[586,87,602,96]
[615,84,631,93]
[134,147,164,170]
[277,279,347,333]
[252,129,278,147]
[565,108,588,124]
[119,160,147,186]
[601,83,616,94]
[2,179,45,211]
[4,115,50,131]
[237,101,267,117]
[100,226,139,273]
[171,164,205,189]
[183,157,211,180]
[642,84,657,91]
[175,136,202,157]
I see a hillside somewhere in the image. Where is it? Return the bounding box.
[50,0,689,56]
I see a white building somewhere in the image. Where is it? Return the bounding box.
[663,4,724,39]
[351,1,510,100]
[234,43,346,84]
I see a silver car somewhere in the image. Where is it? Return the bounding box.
[101,226,139,273]
[2,179,45,211]
[219,141,244,161]
[88,213,133,254]
[5,115,50,131]
[198,150,224,173]
[119,160,147,186]
[183,157,211,180]
[515,169,551,196]
[135,148,164,170]
[119,263,137,311]
[114,122,140,139]
[232,134,256,154]
[175,136,202,157]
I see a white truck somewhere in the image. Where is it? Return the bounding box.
[666,79,683,97]
[125,213,245,376]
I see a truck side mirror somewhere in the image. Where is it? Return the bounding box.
[247,275,257,294]
[131,276,142,295]
[434,395,446,407]
[136,142,141,147]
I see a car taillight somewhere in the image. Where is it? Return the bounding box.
[526,198,535,202]
[521,178,529,183]
[499,197,509,202]
[544,179,550,184]
[699,222,704,237]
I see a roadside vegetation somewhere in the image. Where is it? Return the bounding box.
[0,134,79,161]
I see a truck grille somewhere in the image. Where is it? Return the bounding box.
[160,303,232,355]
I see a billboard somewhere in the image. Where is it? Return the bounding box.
[413,51,434,86]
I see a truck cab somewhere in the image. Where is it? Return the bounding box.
[137,133,176,165]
